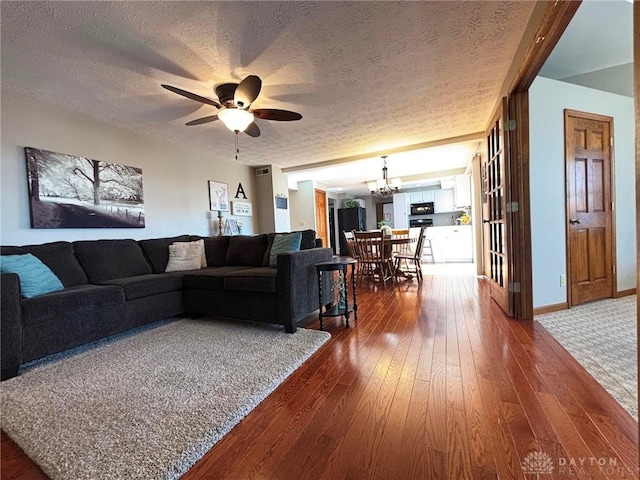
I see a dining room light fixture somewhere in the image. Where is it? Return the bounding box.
[217,107,255,132]
[367,155,401,198]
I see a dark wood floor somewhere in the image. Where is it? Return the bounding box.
[2,272,638,479]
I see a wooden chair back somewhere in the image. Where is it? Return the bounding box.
[391,228,411,255]
[343,230,359,259]
[353,231,394,286]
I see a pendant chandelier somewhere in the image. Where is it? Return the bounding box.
[367,155,401,198]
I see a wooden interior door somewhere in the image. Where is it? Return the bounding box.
[314,189,328,248]
[565,110,614,306]
[484,99,512,316]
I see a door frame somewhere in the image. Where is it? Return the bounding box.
[564,109,616,307]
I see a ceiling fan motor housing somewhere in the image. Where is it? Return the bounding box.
[215,83,240,108]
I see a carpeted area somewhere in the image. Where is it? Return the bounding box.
[535,295,637,420]
[0,318,330,480]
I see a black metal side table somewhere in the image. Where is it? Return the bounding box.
[315,257,358,330]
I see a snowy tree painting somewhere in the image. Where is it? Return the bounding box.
[25,147,145,228]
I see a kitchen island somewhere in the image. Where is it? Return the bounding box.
[426,225,473,263]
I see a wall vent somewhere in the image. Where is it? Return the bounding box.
[255,167,271,177]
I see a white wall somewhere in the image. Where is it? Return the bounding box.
[0,92,256,245]
[289,180,316,231]
[271,166,291,232]
[529,76,636,308]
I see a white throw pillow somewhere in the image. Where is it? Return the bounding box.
[165,242,203,272]
[170,239,206,268]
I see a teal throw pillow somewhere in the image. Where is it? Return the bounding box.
[269,232,303,268]
[1,253,64,298]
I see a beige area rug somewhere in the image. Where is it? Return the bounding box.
[535,295,637,420]
[1,318,330,480]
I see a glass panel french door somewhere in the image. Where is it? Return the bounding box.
[484,98,512,315]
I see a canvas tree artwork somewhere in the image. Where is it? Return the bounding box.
[25,147,145,229]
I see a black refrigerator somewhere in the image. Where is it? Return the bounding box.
[338,207,367,255]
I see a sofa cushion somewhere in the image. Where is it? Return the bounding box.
[224,267,278,293]
[138,235,191,273]
[0,254,65,298]
[225,235,268,267]
[1,242,88,287]
[74,239,152,283]
[269,233,302,268]
[183,266,254,291]
[263,229,317,266]
[99,273,185,300]
[203,236,230,267]
[297,229,318,250]
[21,284,125,325]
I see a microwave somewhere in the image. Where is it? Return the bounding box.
[410,202,434,215]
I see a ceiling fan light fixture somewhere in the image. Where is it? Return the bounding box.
[218,108,254,132]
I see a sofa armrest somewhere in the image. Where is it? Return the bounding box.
[1,273,22,379]
[277,247,333,333]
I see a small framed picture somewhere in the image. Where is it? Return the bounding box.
[275,196,288,210]
[209,181,229,212]
[232,201,253,216]
[225,218,240,235]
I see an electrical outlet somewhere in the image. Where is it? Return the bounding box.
[299,220,306,226]
[560,274,566,287]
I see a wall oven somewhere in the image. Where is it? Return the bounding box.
[410,202,434,215]
[409,218,433,228]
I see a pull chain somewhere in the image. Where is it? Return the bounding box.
[234,131,239,161]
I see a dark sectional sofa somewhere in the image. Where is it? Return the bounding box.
[1,231,333,380]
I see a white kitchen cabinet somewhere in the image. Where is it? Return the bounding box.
[442,225,473,262]
[428,225,473,262]
[434,188,455,213]
[454,174,471,207]
[421,190,435,203]
[393,193,408,228]
[408,191,423,204]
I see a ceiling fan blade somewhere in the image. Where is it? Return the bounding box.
[252,109,302,121]
[234,75,262,109]
[244,122,261,138]
[161,84,221,108]
[185,115,219,126]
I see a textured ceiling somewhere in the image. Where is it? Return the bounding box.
[1,1,536,189]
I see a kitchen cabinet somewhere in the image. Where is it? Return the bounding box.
[422,190,435,203]
[428,225,473,263]
[408,190,435,204]
[434,188,455,213]
[393,193,408,229]
[408,191,423,204]
[443,225,473,262]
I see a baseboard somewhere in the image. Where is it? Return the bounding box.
[533,302,568,316]
[614,288,637,298]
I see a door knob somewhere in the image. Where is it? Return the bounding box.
[569,218,581,225]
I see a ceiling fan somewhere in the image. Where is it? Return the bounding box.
[161,75,302,138]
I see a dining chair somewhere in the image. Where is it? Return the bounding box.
[343,230,367,281]
[390,228,410,255]
[393,225,428,281]
[353,230,394,287]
